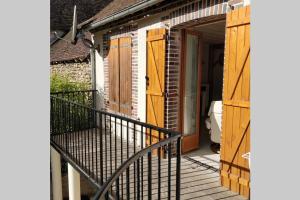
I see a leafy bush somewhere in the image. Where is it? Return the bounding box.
[50,74,93,106]
[50,74,88,93]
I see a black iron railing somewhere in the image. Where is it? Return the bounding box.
[51,90,97,108]
[92,134,181,200]
[50,92,182,199]
[50,90,97,134]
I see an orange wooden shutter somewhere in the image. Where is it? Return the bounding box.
[146,28,166,146]
[108,38,120,111]
[119,37,132,115]
[220,6,250,198]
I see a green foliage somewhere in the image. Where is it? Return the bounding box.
[50,74,95,135]
[50,74,88,93]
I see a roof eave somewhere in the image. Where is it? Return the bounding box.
[84,0,164,32]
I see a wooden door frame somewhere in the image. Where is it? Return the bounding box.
[179,29,203,153]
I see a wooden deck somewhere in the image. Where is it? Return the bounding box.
[52,128,246,200]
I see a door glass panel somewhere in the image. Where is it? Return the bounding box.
[183,34,199,136]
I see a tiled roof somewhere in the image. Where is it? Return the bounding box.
[90,0,143,23]
[50,32,91,63]
[50,0,109,31]
[50,0,148,63]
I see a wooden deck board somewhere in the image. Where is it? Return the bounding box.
[52,128,246,200]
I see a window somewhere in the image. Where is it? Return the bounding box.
[108,37,132,115]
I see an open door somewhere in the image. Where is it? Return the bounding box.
[146,28,166,147]
[220,5,250,198]
[180,30,202,153]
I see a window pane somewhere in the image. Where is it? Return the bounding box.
[183,34,198,135]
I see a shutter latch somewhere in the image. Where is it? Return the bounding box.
[145,76,149,87]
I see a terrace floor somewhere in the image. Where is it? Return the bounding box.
[52,128,247,200]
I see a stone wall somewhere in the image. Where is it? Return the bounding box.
[50,62,92,86]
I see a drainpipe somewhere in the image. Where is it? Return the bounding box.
[90,48,96,91]
[90,47,96,110]
[86,0,163,31]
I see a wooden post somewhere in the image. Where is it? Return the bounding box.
[50,147,63,200]
[68,163,81,200]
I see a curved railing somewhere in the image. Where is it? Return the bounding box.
[50,91,182,199]
[92,134,181,200]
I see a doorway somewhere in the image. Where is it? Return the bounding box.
[179,19,226,163]
[180,30,202,153]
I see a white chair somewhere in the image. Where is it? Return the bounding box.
[205,101,223,144]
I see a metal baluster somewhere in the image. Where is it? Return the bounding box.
[73,104,77,161]
[76,104,79,164]
[91,110,94,178]
[60,99,63,146]
[176,137,181,200]
[63,99,67,151]
[126,167,130,200]
[105,114,108,181]
[70,103,75,157]
[115,117,117,172]
[137,158,140,200]
[120,119,124,199]
[158,131,161,200]
[127,121,129,159]
[82,105,85,168]
[141,126,144,200]
[84,107,87,171]
[116,178,120,200]
[134,123,136,200]
[53,98,56,135]
[55,98,58,143]
[50,97,53,134]
[95,110,98,182]
[67,101,70,153]
[59,99,62,146]
[51,97,54,134]
[100,112,104,185]
[168,142,171,200]
[109,115,112,177]
[148,145,152,200]
[126,121,129,198]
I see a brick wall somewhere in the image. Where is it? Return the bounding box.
[164,28,182,131]
[169,0,228,27]
[102,25,139,119]
[50,62,91,86]
[164,0,229,131]
[99,0,231,128]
